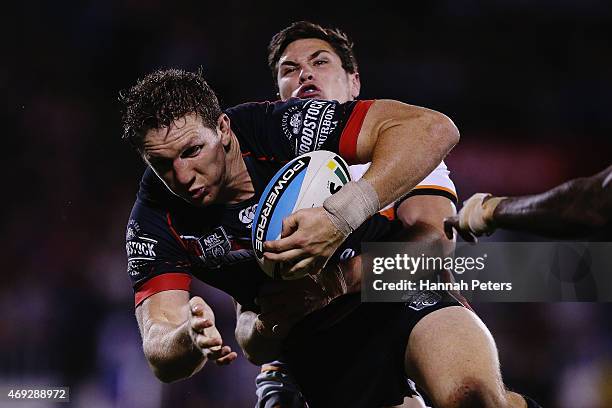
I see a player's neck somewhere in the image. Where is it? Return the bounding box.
[222,131,254,204]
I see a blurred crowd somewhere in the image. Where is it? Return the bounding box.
[3,1,611,406]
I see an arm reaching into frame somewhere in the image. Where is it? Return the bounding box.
[444,164,612,241]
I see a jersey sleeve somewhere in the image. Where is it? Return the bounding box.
[126,199,193,307]
[349,161,458,215]
[335,100,374,163]
[396,160,458,206]
[225,98,375,164]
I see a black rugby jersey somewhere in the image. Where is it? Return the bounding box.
[126,98,375,309]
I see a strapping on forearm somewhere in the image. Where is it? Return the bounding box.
[323,179,380,237]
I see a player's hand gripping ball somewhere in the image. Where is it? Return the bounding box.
[252,151,351,280]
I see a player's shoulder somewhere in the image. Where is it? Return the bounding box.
[224,98,358,118]
[224,98,304,122]
[224,100,273,118]
[225,98,367,160]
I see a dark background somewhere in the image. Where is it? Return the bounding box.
[3,1,611,407]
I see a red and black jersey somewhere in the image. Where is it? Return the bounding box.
[126,98,375,309]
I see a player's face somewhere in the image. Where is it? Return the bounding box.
[142,113,230,207]
[277,38,360,103]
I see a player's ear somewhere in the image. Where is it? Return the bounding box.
[217,113,232,147]
[350,72,361,99]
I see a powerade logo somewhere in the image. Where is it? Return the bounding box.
[254,158,309,257]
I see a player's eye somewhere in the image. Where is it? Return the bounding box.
[314,59,328,66]
[281,66,297,76]
[181,145,202,158]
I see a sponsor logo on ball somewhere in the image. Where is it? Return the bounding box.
[254,158,309,257]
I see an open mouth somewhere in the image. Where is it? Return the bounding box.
[297,84,320,98]
[189,187,207,199]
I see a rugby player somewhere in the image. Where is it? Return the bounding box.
[444,164,612,241]
[238,22,541,408]
[120,68,462,407]
[241,21,459,408]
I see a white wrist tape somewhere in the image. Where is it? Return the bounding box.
[458,193,506,236]
[323,179,380,237]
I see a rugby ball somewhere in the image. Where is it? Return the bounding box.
[251,150,352,280]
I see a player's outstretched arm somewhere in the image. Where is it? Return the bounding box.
[264,101,459,276]
[445,164,612,240]
[135,290,237,383]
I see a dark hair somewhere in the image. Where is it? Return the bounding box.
[267,21,358,81]
[119,68,222,149]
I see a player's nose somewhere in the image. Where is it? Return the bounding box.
[173,159,195,188]
[299,68,314,84]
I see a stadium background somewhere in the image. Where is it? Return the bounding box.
[3,1,612,407]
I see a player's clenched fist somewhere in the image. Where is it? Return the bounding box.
[188,296,237,366]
